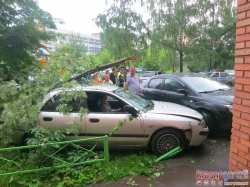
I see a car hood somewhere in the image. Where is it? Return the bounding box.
[148,101,203,120]
[200,89,234,105]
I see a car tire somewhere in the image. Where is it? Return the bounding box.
[22,132,33,146]
[199,110,216,136]
[226,82,232,86]
[151,129,184,156]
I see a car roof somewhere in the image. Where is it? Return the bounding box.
[51,85,119,94]
[152,72,204,78]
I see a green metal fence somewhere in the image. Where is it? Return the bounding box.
[0,135,109,176]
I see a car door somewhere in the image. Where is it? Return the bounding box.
[219,72,229,84]
[39,93,88,141]
[151,78,189,105]
[84,92,145,148]
[142,78,164,100]
[211,72,220,81]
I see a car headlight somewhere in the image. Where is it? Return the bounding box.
[224,105,232,113]
[198,119,206,128]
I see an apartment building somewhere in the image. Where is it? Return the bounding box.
[45,29,102,54]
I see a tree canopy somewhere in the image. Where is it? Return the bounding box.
[0,0,57,79]
[96,0,236,72]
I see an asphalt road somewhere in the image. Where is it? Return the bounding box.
[86,131,231,187]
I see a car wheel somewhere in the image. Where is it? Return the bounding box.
[22,132,33,146]
[199,110,216,136]
[151,129,184,156]
[226,82,232,86]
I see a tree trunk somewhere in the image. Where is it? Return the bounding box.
[69,56,139,81]
[180,51,183,72]
[209,58,212,70]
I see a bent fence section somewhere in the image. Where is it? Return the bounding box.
[0,135,109,176]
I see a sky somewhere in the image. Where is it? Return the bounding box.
[36,0,110,35]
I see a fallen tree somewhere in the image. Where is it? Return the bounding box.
[69,55,139,81]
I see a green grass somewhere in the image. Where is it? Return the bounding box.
[0,151,164,187]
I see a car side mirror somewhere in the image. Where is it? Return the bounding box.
[123,105,138,117]
[177,89,187,95]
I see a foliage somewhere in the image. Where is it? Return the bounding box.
[147,0,200,72]
[97,48,114,65]
[52,32,88,59]
[186,0,236,71]
[0,47,88,146]
[0,0,59,79]
[95,0,148,60]
[0,150,163,187]
[25,127,66,167]
[96,0,236,71]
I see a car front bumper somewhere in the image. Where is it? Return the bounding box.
[189,123,209,146]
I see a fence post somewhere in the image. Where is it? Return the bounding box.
[104,135,109,164]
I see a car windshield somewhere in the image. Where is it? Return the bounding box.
[180,76,230,93]
[205,72,213,76]
[115,88,148,110]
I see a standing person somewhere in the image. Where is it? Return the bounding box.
[102,69,110,81]
[103,74,113,84]
[117,66,125,87]
[92,73,102,84]
[124,66,142,95]
[109,67,117,84]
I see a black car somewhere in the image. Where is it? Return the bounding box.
[141,73,233,134]
[141,71,164,77]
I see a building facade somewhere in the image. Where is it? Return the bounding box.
[45,29,102,54]
[229,0,250,184]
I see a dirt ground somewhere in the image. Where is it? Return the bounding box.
[86,131,231,187]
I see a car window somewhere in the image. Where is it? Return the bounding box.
[212,73,219,77]
[107,95,117,101]
[206,72,213,76]
[69,97,88,112]
[148,78,162,89]
[220,72,228,77]
[41,94,88,112]
[41,95,61,112]
[164,78,185,92]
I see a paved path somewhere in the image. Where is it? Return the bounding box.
[86,132,231,187]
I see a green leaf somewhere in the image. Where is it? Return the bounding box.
[190,157,197,163]
[154,172,161,177]
[119,120,124,127]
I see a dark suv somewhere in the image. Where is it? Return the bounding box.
[141,71,164,77]
[141,73,233,135]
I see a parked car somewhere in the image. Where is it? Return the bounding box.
[141,73,233,135]
[224,70,235,77]
[136,68,146,73]
[141,71,164,77]
[139,76,150,84]
[10,85,208,156]
[206,72,235,86]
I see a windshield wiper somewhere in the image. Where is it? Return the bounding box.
[149,100,154,107]
[199,91,214,93]
[199,88,230,93]
[144,100,154,109]
[213,88,230,91]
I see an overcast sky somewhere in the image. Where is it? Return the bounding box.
[36,0,110,35]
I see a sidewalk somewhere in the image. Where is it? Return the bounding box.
[86,132,231,187]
